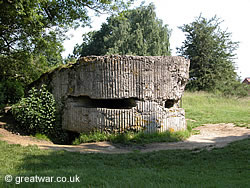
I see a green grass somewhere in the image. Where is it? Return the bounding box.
[0,139,249,187]
[0,92,249,187]
[73,128,191,145]
[33,133,50,142]
[183,92,250,128]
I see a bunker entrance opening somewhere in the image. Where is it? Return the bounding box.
[69,96,138,109]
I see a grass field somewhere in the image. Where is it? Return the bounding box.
[0,138,249,187]
[183,92,250,128]
[0,92,249,187]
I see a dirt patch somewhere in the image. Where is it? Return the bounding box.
[0,121,249,154]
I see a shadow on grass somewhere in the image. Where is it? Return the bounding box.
[1,138,249,187]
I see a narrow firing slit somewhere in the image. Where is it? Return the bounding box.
[69,96,139,109]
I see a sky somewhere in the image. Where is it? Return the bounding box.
[62,0,250,80]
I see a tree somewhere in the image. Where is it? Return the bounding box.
[80,3,171,56]
[0,0,132,84]
[177,15,239,92]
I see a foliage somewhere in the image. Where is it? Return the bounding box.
[0,80,24,106]
[10,84,73,144]
[11,85,56,135]
[33,133,50,142]
[219,80,250,97]
[73,131,109,144]
[0,0,133,84]
[0,138,250,187]
[73,128,191,145]
[183,91,250,128]
[178,15,240,93]
[0,51,53,85]
[79,3,171,56]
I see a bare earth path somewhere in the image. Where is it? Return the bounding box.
[0,122,249,154]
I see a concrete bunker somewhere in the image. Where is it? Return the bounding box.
[32,55,190,133]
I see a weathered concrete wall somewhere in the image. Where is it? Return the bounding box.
[33,55,190,133]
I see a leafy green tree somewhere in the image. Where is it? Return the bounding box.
[177,15,239,92]
[0,0,132,84]
[80,3,171,56]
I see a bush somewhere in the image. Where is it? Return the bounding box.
[221,81,249,97]
[11,85,73,144]
[209,80,250,98]
[185,80,249,98]
[11,85,56,135]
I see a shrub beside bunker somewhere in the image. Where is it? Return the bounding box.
[11,85,72,144]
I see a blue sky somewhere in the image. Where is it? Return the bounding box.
[63,0,250,80]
